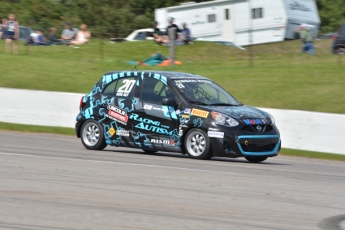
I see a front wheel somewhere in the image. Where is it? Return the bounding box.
[185,129,212,160]
[81,120,107,150]
[244,156,268,163]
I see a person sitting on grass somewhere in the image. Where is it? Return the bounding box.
[68,24,90,47]
[48,27,64,45]
[61,22,78,43]
[31,29,51,46]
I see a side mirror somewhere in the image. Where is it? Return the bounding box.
[162,97,177,106]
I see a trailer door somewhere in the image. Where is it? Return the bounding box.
[221,5,234,41]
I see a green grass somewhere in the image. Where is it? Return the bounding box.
[1,122,344,162]
[0,122,75,136]
[0,39,344,113]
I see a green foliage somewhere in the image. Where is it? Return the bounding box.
[0,0,344,36]
[316,0,345,33]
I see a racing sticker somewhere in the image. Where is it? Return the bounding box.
[116,79,136,97]
[191,108,209,118]
[184,108,191,114]
[243,119,264,125]
[116,130,130,137]
[209,127,219,131]
[151,139,175,145]
[107,104,128,125]
[108,127,116,136]
[207,131,224,138]
[182,114,189,118]
[144,104,163,111]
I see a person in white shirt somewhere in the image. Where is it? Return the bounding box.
[68,24,91,46]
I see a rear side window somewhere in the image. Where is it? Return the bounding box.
[103,81,117,96]
[102,77,137,98]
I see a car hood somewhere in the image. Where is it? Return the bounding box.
[200,105,270,120]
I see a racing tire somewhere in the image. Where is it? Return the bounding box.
[81,120,107,150]
[185,128,212,160]
[244,156,268,163]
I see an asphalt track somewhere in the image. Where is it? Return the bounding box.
[0,131,345,230]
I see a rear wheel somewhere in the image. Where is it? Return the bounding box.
[81,120,107,150]
[244,156,268,163]
[185,129,212,160]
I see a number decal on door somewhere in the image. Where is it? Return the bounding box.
[117,80,136,97]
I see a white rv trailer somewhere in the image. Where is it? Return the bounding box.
[155,0,320,46]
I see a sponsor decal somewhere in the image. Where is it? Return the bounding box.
[108,127,116,136]
[176,109,180,115]
[256,125,263,132]
[207,131,224,138]
[179,129,183,136]
[243,119,263,125]
[144,104,163,111]
[174,79,211,88]
[191,108,209,118]
[151,139,175,145]
[107,105,128,125]
[208,127,219,131]
[184,108,191,114]
[144,104,153,110]
[130,113,175,135]
[117,130,130,137]
[116,79,136,97]
[182,114,189,118]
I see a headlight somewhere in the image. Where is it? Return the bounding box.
[211,112,239,127]
[267,113,276,126]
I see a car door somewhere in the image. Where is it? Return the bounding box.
[131,76,181,152]
[99,75,137,147]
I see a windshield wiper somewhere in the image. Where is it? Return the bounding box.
[188,101,210,106]
[208,103,238,106]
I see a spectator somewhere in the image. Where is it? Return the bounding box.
[2,14,19,54]
[48,27,64,45]
[30,29,51,46]
[61,22,78,43]
[152,20,164,44]
[68,24,91,47]
[297,24,314,55]
[0,22,3,39]
[165,17,181,41]
[180,23,192,44]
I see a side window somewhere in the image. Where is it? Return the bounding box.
[141,78,175,104]
[102,77,136,97]
[103,81,117,96]
[115,77,136,97]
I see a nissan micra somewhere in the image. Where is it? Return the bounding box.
[75,71,281,163]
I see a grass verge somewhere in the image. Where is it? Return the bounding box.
[0,39,344,114]
[1,122,344,162]
[0,122,75,136]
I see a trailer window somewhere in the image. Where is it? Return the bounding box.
[208,14,216,23]
[252,8,263,19]
[225,9,230,20]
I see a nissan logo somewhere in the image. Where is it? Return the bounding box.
[256,125,262,132]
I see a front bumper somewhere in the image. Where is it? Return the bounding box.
[209,126,281,158]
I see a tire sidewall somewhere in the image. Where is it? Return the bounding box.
[185,128,212,160]
[81,119,107,150]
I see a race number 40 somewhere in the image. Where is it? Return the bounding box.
[117,80,136,97]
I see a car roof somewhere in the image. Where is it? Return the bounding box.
[103,70,211,81]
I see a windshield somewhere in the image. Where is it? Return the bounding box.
[173,79,241,106]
